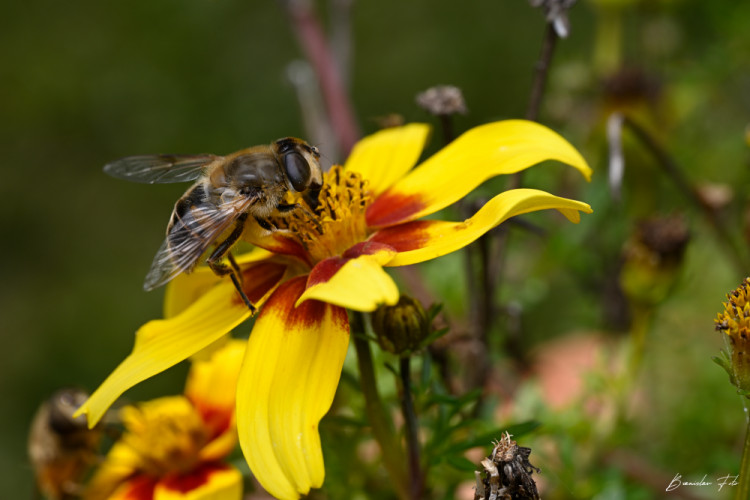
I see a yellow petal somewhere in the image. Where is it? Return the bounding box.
[371,188,593,266]
[344,123,431,195]
[84,441,144,500]
[185,339,246,437]
[154,465,243,500]
[236,277,349,500]
[296,243,399,311]
[366,120,593,227]
[97,476,156,500]
[76,283,253,428]
[164,249,275,318]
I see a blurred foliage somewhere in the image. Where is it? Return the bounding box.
[3,0,750,498]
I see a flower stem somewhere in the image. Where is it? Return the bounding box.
[399,356,424,499]
[526,21,559,123]
[353,318,410,500]
[622,116,750,274]
[283,0,360,158]
[737,401,750,500]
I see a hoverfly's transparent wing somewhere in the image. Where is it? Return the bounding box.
[143,194,260,290]
[103,154,221,184]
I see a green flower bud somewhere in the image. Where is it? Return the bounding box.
[371,296,430,356]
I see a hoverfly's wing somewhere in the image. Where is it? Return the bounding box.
[143,193,260,290]
[103,154,221,184]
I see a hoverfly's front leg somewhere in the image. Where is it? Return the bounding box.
[276,202,322,232]
[207,212,256,313]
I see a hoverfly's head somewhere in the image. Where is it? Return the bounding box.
[273,137,323,194]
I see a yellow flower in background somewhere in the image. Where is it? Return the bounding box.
[77,120,593,499]
[84,340,245,500]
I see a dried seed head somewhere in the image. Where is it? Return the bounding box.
[416,86,467,116]
[474,432,540,500]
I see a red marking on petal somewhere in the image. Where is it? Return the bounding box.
[191,402,233,439]
[252,234,312,267]
[232,261,287,306]
[121,475,157,500]
[342,241,395,259]
[262,275,338,329]
[366,191,427,227]
[369,221,433,252]
[160,463,229,494]
[306,242,396,289]
[307,257,347,287]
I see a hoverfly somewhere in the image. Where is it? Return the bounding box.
[104,138,323,312]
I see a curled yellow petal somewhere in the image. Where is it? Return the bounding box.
[297,244,399,311]
[366,120,592,227]
[371,188,593,266]
[344,123,431,195]
[236,277,349,500]
[75,283,253,428]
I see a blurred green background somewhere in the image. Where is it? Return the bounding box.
[3,0,750,498]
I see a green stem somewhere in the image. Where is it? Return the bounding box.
[737,402,750,500]
[353,323,410,500]
[399,356,424,499]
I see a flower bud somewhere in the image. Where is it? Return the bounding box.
[715,278,750,394]
[620,215,689,307]
[371,296,430,356]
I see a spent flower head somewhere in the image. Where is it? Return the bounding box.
[77,120,592,499]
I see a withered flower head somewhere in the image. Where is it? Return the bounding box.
[474,432,541,500]
[416,85,468,116]
[715,278,750,394]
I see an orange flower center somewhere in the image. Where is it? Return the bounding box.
[121,397,209,477]
[269,166,372,264]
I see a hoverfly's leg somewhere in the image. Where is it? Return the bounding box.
[303,186,322,211]
[207,213,256,313]
[227,252,242,280]
[253,215,273,231]
[276,203,322,232]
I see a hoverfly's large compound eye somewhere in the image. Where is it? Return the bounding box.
[283,151,312,192]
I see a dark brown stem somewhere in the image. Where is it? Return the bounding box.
[525,22,559,123]
[400,357,423,499]
[283,0,360,159]
[622,116,750,274]
[489,21,561,366]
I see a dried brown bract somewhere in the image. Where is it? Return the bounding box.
[474,433,540,500]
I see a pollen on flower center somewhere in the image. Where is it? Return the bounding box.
[121,397,209,477]
[716,278,750,342]
[269,166,372,263]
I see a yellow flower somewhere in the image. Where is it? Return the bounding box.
[83,340,246,500]
[76,120,593,499]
